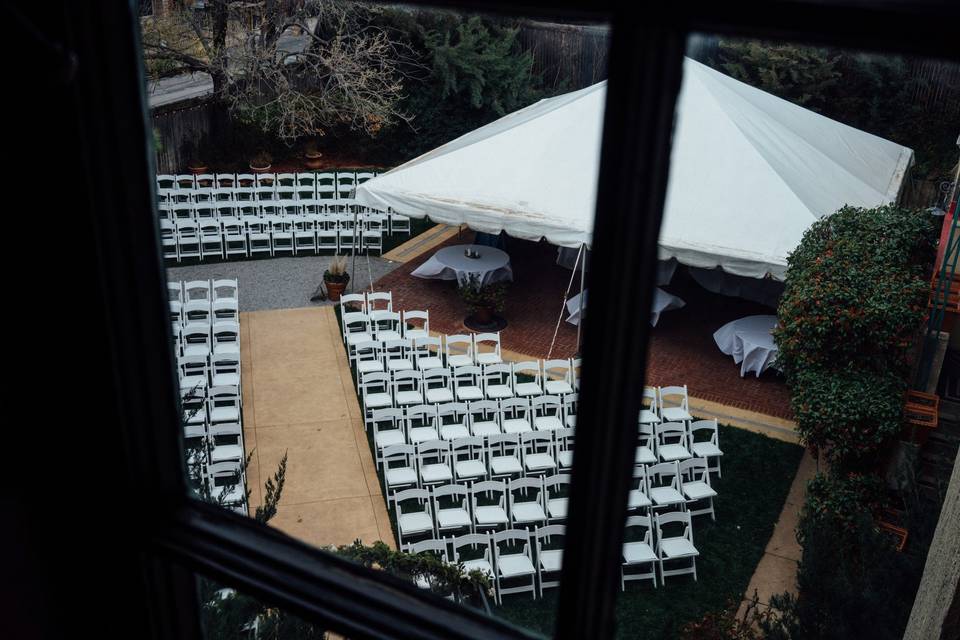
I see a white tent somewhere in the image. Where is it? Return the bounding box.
[356,58,913,280]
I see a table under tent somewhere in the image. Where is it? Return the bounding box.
[356,57,913,375]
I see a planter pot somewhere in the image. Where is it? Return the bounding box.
[188,165,209,175]
[250,162,272,174]
[304,153,324,170]
[325,280,347,302]
[473,305,495,325]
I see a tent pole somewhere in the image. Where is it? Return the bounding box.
[576,245,587,354]
[547,244,584,360]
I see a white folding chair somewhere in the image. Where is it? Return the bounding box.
[647,461,686,511]
[353,339,385,378]
[562,392,578,428]
[655,422,692,462]
[208,385,241,424]
[639,386,662,425]
[445,334,473,368]
[293,217,318,254]
[655,511,699,583]
[402,310,429,342]
[512,361,543,397]
[543,359,574,395]
[404,403,438,444]
[467,400,501,438]
[393,370,424,407]
[689,419,723,477]
[210,352,241,388]
[483,363,514,400]
[531,395,564,432]
[659,385,693,422]
[383,338,415,373]
[160,219,179,261]
[508,477,547,529]
[246,219,272,257]
[554,428,575,471]
[628,465,653,512]
[679,457,717,520]
[359,372,393,429]
[452,533,494,583]
[487,433,522,481]
[451,436,487,482]
[499,397,532,435]
[453,365,484,402]
[412,335,444,370]
[370,310,403,342]
[207,460,246,508]
[473,333,502,365]
[543,474,570,523]
[471,481,509,533]
[622,515,658,589]
[520,431,557,475]
[436,402,470,441]
[199,219,224,260]
[222,220,248,258]
[208,422,244,464]
[176,221,201,260]
[432,483,472,536]
[380,444,417,494]
[212,320,240,355]
[371,407,406,465]
[535,524,565,596]
[636,422,659,465]
[416,439,453,488]
[492,529,537,604]
[394,488,434,550]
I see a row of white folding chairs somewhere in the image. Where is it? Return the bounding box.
[185,421,246,469]
[392,476,568,550]
[367,394,576,441]
[379,431,574,492]
[157,199,390,218]
[359,367,578,419]
[161,219,384,261]
[169,279,238,304]
[399,503,700,600]
[405,526,566,603]
[177,352,241,392]
[173,320,240,357]
[627,459,718,521]
[637,418,724,476]
[640,385,694,424]
[157,170,380,191]
[170,298,239,324]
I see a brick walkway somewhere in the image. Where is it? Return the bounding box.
[373,231,793,419]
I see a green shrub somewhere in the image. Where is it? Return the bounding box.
[801,472,886,537]
[775,204,935,465]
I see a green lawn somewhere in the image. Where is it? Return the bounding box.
[381,215,436,255]
[335,311,804,639]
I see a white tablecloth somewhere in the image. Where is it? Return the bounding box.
[566,288,685,327]
[713,315,778,377]
[411,244,513,286]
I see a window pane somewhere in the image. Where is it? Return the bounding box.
[143,2,610,633]
[630,31,958,638]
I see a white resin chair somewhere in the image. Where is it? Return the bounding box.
[445,334,474,368]
[508,477,547,529]
[622,515,658,589]
[543,359,574,395]
[473,333,502,365]
[471,480,509,533]
[394,488,434,551]
[467,400,501,438]
[492,529,537,604]
[689,419,723,477]
[512,361,543,397]
[433,483,472,536]
[679,457,717,520]
[655,421,692,462]
[655,511,699,583]
[535,524,565,596]
[453,365,484,402]
[647,461,686,511]
[436,402,470,441]
[659,385,693,422]
[451,436,487,483]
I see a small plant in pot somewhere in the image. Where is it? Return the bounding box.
[458,273,507,328]
[323,255,350,302]
[303,135,324,170]
[249,150,273,173]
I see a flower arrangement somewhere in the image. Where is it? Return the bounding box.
[323,254,350,284]
[457,273,507,314]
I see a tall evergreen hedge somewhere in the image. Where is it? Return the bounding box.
[774,204,936,467]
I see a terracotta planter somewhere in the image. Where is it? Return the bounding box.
[188,164,209,175]
[304,153,324,170]
[325,280,347,302]
[250,162,272,174]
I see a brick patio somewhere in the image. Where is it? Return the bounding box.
[373,230,793,419]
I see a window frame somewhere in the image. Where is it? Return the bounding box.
[78,1,960,639]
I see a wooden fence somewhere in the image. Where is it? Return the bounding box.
[516,21,610,91]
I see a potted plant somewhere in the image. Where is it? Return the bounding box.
[323,255,350,302]
[458,273,507,327]
[303,136,324,170]
[249,150,273,173]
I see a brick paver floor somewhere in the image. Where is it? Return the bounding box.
[373,231,793,419]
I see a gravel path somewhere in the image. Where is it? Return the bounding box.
[167,254,402,312]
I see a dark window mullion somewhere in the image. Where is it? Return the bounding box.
[554,19,687,640]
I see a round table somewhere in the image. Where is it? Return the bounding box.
[713,315,779,377]
[411,244,513,286]
[565,287,685,327]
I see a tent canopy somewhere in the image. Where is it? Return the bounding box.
[356,58,913,280]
